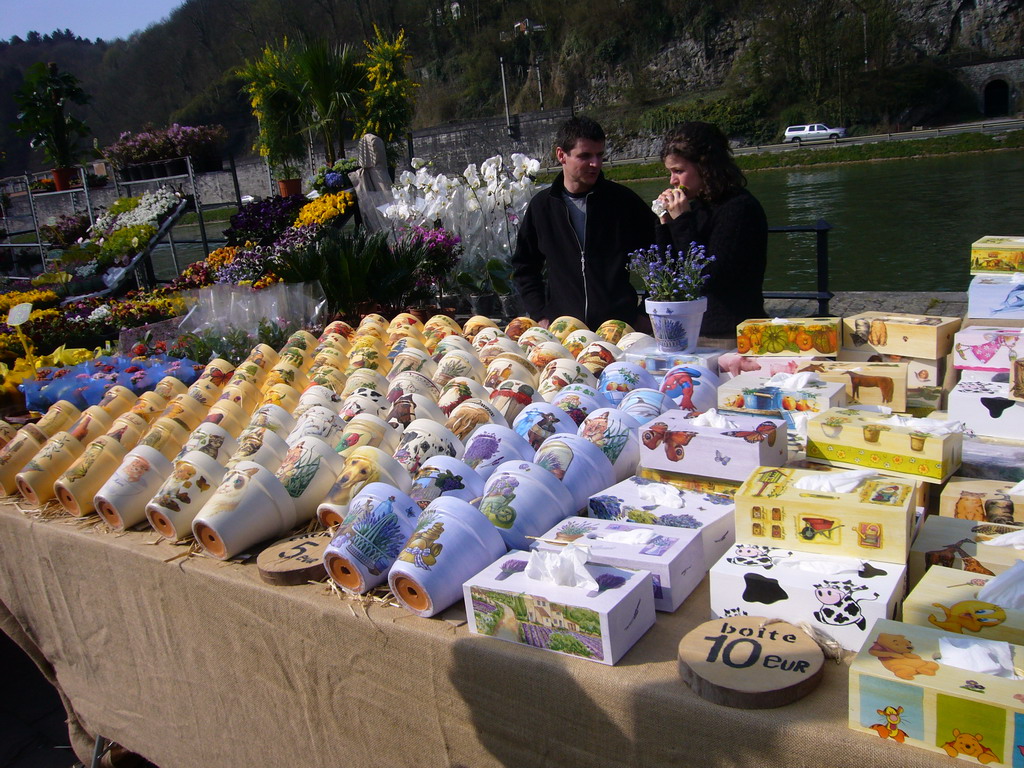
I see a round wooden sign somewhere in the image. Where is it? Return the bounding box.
[256,532,332,586]
[677,616,824,709]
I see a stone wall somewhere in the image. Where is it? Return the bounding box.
[954,58,1024,115]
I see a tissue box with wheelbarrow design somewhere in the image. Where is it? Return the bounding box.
[848,618,1024,766]
[638,408,788,484]
[735,466,918,564]
[710,542,906,651]
[533,516,705,612]
[587,476,736,567]
[902,564,1024,646]
[805,407,963,485]
[464,549,656,665]
[842,312,961,359]
[908,515,1023,589]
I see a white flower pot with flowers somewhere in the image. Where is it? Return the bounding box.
[629,242,715,353]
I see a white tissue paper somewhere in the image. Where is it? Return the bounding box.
[847,404,893,415]
[770,318,789,325]
[775,554,864,575]
[651,198,667,217]
[880,414,964,435]
[981,527,1024,551]
[636,482,684,507]
[1008,478,1024,496]
[788,410,812,441]
[767,371,818,390]
[1012,273,1024,283]
[792,468,877,493]
[596,529,656,546]
[525,543,598,591]
[978,560,1024,611]
[938,635,1021,679]
[691,408,740,429]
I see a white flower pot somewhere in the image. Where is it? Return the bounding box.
[645,296,707,353]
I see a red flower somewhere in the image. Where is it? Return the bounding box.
[131,343,147,356]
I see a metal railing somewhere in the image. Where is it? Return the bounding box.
[764,219,833,315]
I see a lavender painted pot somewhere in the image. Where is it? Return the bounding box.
[317,446,412,528]
[460,424,536,481]
[533,432,616,512]
[549,389,606,427]
[478,460,575,550]
[388,497,508,617]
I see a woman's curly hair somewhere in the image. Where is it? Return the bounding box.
[660,122,746,203]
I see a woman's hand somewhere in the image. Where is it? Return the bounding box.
[657,187,691,221]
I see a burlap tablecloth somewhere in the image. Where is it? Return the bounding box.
[0,503,953,767]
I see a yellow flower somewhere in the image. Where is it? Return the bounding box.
[294,192,355,228]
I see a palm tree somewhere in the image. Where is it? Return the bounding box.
[291,40,366,165]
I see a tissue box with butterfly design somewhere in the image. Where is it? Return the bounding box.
[734,466,918,564]
[902,565,1024,646]
[463,549,656,665]
[848,619,1024,767]
[805,407,963,485]
[908,515,1023,589]
[710,542,906,651]
[532,516,705,612]
[638,408,788,483]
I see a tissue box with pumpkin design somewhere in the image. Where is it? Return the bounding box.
[908,515,1023,588]
[463,549,655,665]
[735,466,918,564]
[842,312,960,359]
[735,318,840,357]
[710,542,905,651]
[533,517,705,612]
[848,619,1024,766]
[805,408,963,485]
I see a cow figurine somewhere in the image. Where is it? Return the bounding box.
[813,579,879,631]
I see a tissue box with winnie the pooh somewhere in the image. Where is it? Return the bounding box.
[849,618,1024,766]
[463,548,656,665]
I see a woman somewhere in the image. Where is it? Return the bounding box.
[655,122,768,338]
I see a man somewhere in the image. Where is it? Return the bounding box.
[511,116,657,330]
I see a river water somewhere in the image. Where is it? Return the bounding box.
[625,150,1024,292]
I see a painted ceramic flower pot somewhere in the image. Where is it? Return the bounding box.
[431,334,475,363]
[274,435,348,523]
[407,455,484,509]
[443,398,505,441]
[323,482,422,593]
[563,329,601,359]
[338,391,388,422]
[533,432,615,512]
[527,341,575,372]
[659,364,721,412]
[0,425,48,495]
[437,377,489,417]
[557,382,611,406]
[595,319,634,345]
[384,393,445,431]
[159,394,208,432]
[260,384,302,413]
[16,431,87,505]
[538,359,598,401]
[203,399,249,438]
[346,347,391,376]
[313,346,349,372]
[146,450,228,541]
[187,378,224,409]
[317,446,412,528]
[334,413,400,458]
[617,388,675,425]
[461,423,535,481]
[645,297,707,353]
[174,421,238,464]
[34,400,83,436]
[511,402,579,451]
[577,407,642,483]
[477,339,524,369]
[388,312,424,333]
[576,341,622,376]
[461,315,499,341]
[216,381,262,419]
[263,362,309,392]
[192,461,297,560]
[387,348,437,380]
[517,326,560,350]
[617,332,654,352]
[96,385,137,417]
[94,445,175,530]
[504,316,537,341]
[432,350,486,389]
[549,390,606,426]
[386,334,427,359]
[488,379,544,423]
[386,371,440,404]
[67,405,115,445]
[293,385,343,417]
[153,376,188,401]
[477,460,574,550]
[307,366,348,395]
[392,418,464,473]
[389,496,507,617]
[244,343,280,370]
[247,403,296,436]
[286,405,345,448]
[322,320,356,339]
[317,333,352,356]
[471,326,507,351]
[483,354,539,390]
[128,391,168,423]
[598,362,659,407]
[135,417,190,459]
[197,358,236,387]
[548,316,588,342]
[54,435,130,517]
[341,368,388,398]
[225,426,289,472]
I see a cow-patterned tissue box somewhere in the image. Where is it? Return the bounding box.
[588,476,735,567]
[533,517,705,612]
[947,379,1024,441]
[710,542,905,651]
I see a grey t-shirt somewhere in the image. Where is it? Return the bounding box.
[564,190,588,251]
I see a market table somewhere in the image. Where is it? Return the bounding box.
[0,503,955,768]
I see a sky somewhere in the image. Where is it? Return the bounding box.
[0,0,187,42]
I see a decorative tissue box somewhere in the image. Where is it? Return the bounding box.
[805,408,963,485]
[968,274,1024,322]
[735,318,840,357]
[842,313,961,359]
[638,408,787,484]
[952,326,1024,372]
[464,549,656,665]
[939,477,1024,525]
[710,543,906,651]
[903,565,1024,645]
[622,343,728,376]
[909,515,1022,588]
[718,373,847,428]
[849,619,1023,766]
[734,466,917,564]
[947,380,1024,441]
[970,235,1024,275]
[635,466,741,498]
[718,353,825,380]
[588,476,736,566]
[794,360,909,411]
[838,348,946,388]
[534,516,704,612]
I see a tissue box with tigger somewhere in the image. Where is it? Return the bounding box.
[463,548,656,665]
[638,408,788,484]
[848,618,1023,766]
[903,563,1024,646]
[735,466,918,564]
[533,516,705,612]
[805,408,963,485]
[710,542,906,651]
[908,515,1023,589]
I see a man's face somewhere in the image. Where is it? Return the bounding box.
[556,138,605,194]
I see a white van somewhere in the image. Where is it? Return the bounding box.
[783,124,846,142]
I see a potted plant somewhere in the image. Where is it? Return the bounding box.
[13,62,91,191]
[311,158,359,195]
[628,242,715,353]
[456,258,511,318]
[821,415,850,438]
